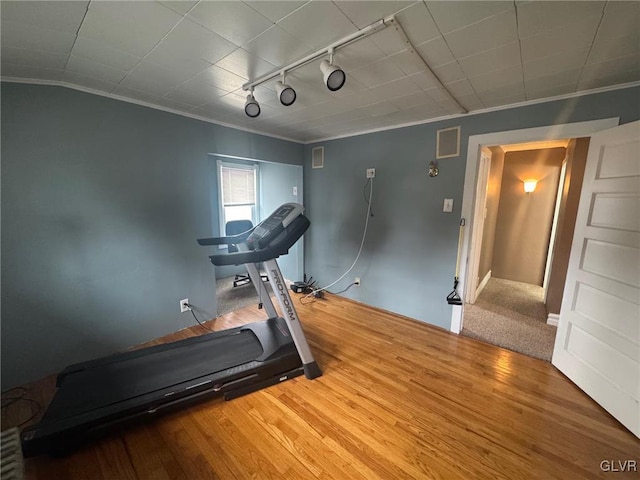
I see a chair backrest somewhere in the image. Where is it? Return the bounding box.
[225,219,254,253]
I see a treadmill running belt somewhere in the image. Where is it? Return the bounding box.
[43,330,263,420]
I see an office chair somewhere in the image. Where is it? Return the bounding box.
[225,220,268,287]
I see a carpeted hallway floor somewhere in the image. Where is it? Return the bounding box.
[461,277,557,361]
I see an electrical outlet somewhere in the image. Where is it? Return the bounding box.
[355,277,361,285]
[366,168,376,178]
[180,298,190,313]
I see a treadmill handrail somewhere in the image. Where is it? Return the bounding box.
[197,226,255,246]
[207,215,310,267]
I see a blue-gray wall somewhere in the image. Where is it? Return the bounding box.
[260,162,304,283]
[1,82,303,388]
[303,86,640,330]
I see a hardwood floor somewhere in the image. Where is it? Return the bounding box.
[2,294,638,479]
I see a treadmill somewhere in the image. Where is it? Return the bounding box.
[21,202,321,457]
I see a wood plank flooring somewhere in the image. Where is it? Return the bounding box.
[2,294,638,479]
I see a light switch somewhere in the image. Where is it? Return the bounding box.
[443,198,454,212]
[293,186,298,196]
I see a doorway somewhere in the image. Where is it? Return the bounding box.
[450,118,620,342]
[461,141,570,361]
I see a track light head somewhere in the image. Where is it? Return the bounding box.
[320,59,346,92]
[244,91,260,118]
[275,80,296,106]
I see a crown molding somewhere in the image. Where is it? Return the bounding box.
[0,77,303,144]
[3,76,638,147]
[305,81,640,144]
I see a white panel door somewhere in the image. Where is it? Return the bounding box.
[552,120,640,437]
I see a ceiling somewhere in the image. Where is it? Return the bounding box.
[1,1,639,143]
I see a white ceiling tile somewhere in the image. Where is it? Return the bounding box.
[1,47,69,70]
[520,20,600,62]
[78,1,183,57]
[390,91,436,110]
[368,76,423,100]
[588,33,640,65]
[580,54,640,83]
[469,66,523,93]
[0,1,89,33]
[525,69,582,93]
[415,37,455,68]
[112,85,161,104]
[426,1,513,34]
[244,25,314,66]
[456,92,484,111]
[444,10,518,59]
[444,79,475,98]
[369,26,409,56]
[66,55,128,84]
[215,48,277,80]
[163,86,216,107]
[423,86,449,102]
[120,61,197,96]
[1,62,63,81]
[458,42,521,78]
[187,1,272,46]
[244,1,307,23]
[144,20,236,76]
[431,61,466,84]
[388,50,428,76]
[182,65,247,93]
[595,1,640,42]
[526,82,577,101]
[480,91,526,108]
[62,71,117,93]
[408,71,440,91]
[334,1,415,29]
[437,97,465,114]
[349,57,407,88]
[1,22,77,54]
[72,36,142,71]
[523,48,589,82]
[278,2,357,47]
[477,85,525,105]
[333,38,386,71]
[516,1,605,39]
[393,3,441,45]
[357,101,400,117]
[577,69,640,91]
[158,1,199,15]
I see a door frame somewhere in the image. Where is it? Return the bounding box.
[465,148,492,304]
[450,117,620,334]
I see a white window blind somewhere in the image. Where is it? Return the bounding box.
[221,166,255,206]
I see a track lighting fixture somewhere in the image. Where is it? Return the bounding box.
[244,88,260,118]
[275,73,296,106]
[320,51,345,92]
[241,15,396,117]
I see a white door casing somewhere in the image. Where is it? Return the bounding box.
[451,118,620,334]
[552,120,640,437]
[465,149,491,304]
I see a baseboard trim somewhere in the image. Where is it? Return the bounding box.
[547,314,559,326]
[476,270,491,299]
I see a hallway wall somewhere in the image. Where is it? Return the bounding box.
[492,148,567,285]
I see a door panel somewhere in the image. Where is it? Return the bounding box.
[552,120,640,438]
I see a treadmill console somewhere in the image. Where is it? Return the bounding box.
[246,203,304,250]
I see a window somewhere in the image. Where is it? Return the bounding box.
[218,161,258,238]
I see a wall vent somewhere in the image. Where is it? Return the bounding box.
[436,126,461,159]
[1,428,25,480]
[312,146,324,169]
